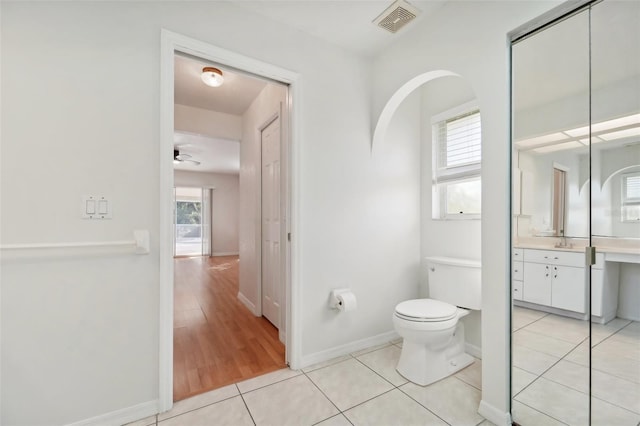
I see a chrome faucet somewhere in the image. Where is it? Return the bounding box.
[554,234,573,249]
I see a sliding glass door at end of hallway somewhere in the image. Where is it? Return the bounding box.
[174,186,211,257]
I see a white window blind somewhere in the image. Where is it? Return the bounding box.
[623,174,640,203]
[622,173,640,222]
[437,110,481,171]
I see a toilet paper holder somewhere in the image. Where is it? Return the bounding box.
[329,288,356,310]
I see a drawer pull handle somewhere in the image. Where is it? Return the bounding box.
[554,257,559,260]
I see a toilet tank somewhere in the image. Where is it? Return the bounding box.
[425,256,481,310]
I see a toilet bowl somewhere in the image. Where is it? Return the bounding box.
[393,299,473,386]
[393,257,481,386]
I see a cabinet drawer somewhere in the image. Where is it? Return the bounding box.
[524,249,584,267]
[513,280,523,301]
[512,261,524,281]
[512,248,524,261]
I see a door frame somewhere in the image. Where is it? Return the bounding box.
[159,29,301,412]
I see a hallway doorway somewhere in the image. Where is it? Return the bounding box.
[161,31,299,409]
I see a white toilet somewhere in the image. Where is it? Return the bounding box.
[393,256,481,386]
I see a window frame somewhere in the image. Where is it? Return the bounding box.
[431,101,482,220]
[621,171,640,222]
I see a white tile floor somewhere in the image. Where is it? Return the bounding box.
[512,306,640,426]
[127,339,494,426]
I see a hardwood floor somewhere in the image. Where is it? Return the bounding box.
[173,255,286,402]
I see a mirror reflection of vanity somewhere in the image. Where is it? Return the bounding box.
[510,2,640,424]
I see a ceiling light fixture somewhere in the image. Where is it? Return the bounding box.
[201,67,224,87]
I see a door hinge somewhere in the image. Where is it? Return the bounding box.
[585,246,596,266]
[287,232,291,242]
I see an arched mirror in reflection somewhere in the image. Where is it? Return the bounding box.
[510,1,640,425]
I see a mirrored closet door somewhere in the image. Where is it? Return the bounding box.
[510,1,640,424]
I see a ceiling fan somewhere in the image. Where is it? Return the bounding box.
[173,149,201,166]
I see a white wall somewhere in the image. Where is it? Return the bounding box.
[174,170,240,255]
[518,145,640,239]
[519,149,589,237]
[371,0,561,420]
[1,1,421,424]
[602,148,640,238]
[175,103,242,140]
[513,75,640,141]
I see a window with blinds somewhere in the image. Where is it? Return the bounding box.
[622,172,640,221]
[436,110,482,170]
[431,103,482,219]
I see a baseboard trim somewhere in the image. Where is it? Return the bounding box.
[211,251,239,257]
[66,400,158,426]
[618,313,640,322]
[237,291,259,316]
[465,342,482,359]
[478,400,511,426]
[300,330,400,368]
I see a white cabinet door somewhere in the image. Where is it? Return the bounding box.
[523,262,552,305]
[551,265,586,313]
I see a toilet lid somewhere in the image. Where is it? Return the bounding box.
[395,299,457,321]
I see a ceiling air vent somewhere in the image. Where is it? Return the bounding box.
[373,0,420,34]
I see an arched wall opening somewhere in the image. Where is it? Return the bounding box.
[372,70,484,355]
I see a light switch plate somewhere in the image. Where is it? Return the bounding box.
[82,195,112,219]
[82,195,97,219]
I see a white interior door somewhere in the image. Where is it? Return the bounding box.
[261,116,281,329]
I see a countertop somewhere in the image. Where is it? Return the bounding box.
[514,237,639,256]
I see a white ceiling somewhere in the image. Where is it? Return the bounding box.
[174,54,268,115]
[174,131,240,174]
[174,55,268,174]
[232,0,448,57]
[173,0,448,175]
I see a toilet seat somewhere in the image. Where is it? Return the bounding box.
[394,299,457,322]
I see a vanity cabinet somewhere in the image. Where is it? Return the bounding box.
[521,249,587,314]
[514,247,618,320]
